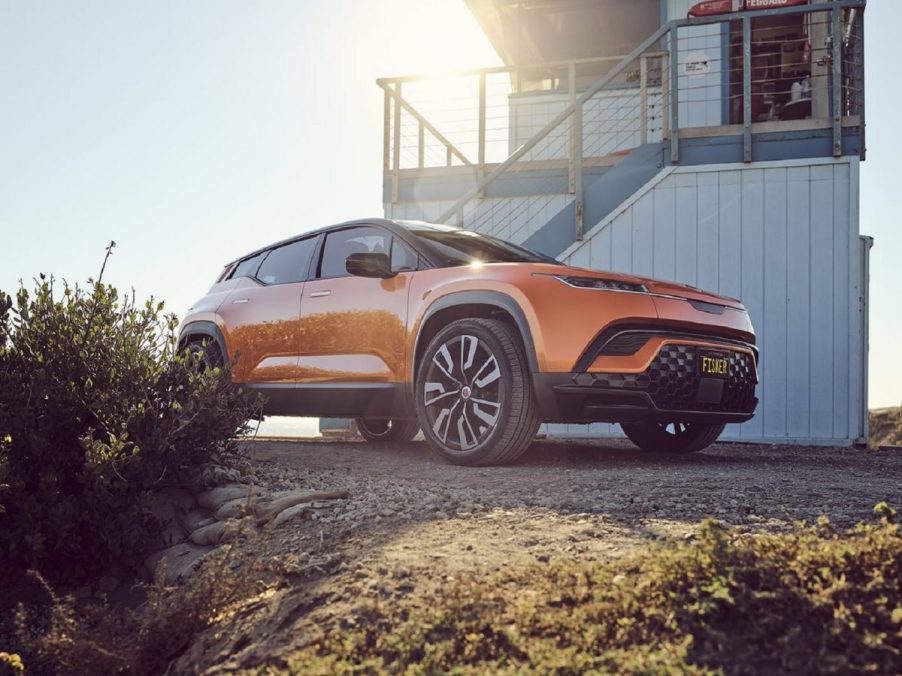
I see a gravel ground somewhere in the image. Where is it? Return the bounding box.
[162,436,902,671]
[9,436,901,673]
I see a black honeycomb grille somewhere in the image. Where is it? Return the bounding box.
[578,345,757,413]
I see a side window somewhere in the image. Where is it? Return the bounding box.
[390,238,418,273]
[256,237,316,285]
[230,252,266,280]
[318,227,390,279]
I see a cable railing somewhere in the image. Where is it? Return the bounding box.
[378,0,865,239]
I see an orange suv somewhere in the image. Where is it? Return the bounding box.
[180,219,758,465]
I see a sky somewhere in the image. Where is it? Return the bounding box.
[0,0,899,409]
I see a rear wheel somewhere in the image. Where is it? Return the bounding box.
[183,338,224,372]
[621,421,725,454]
[355,418,419,443]
[415,318,539,466]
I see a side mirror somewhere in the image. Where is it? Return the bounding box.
[345,252,395,279]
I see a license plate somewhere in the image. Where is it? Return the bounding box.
[698,351,729,379]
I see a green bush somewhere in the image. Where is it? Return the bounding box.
[285,509,902,674]
[0,245,258,580]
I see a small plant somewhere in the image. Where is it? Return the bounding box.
[283,510,902,674]
[0,244,259,580]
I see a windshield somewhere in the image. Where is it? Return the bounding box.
[409,228,561,267]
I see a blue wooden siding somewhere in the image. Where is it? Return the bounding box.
[559,157,863,444]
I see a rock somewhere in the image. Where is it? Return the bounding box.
[196,484,258,511]
[160,486,196,511]
[215,496,257,521]
[255,489,351,525]
[189,518,250,546]
[144,542,213,583]
[199,464,242,488]
[158,519,188,548]
[180,509,215,532]
[273,503,309,527]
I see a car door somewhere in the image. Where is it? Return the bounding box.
[297,225,417,416]
[217,235,317,385]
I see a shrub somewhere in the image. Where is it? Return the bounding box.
[0,245,259,580]
[286,509,902,674]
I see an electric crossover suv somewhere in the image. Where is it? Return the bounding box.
[179,218,758,466]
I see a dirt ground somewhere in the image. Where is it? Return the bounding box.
[170,436,902,673]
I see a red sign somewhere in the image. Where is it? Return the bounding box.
[688,0,806,17]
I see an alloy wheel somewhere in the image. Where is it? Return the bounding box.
[421,334,503,453]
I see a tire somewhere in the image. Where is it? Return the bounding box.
[183,338,224,372]
[356,418,419,443]
[621,421,725,454]
[415,318,540,466]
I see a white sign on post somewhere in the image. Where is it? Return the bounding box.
[683,52,711,76]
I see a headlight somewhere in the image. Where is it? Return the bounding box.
[551,275,648,293]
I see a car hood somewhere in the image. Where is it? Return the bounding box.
[535,263,747,311]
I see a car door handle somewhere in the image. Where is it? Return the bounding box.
[232,298,250,304]
[309,290,331,298]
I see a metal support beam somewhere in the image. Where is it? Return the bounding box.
[417,121,424,169]
[478,72,486,198]
[568,63,576,195]
[382,86,391,174]
[743,16,752,163]
[568,63,584,240]
[392,82,401,203]
[832,7,843,157]
[857,8,866,160]
[670,28,680,164]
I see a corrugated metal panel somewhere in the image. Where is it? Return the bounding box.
[560,157,862,444]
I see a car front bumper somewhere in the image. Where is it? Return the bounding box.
[534,333,759,425]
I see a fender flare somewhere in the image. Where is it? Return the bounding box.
[178,320,228,360]
[414,290,540,375]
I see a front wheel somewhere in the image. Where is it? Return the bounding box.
[621,421,725,454]
[415,318,540,466]
[355,418,419,443]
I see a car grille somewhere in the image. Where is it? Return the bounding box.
[579,344,758,413]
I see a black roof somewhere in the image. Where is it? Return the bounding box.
[227,218,457,267]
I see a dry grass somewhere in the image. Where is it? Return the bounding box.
[278,506,902,675]
[870,407,902,448]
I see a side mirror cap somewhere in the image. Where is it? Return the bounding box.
[345,252,395,279]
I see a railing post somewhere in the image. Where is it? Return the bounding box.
[383,85,391,175]
[392,82,402,203]
[568,63,576,195]
[662,53,670,139]
[478,73,486,198]
[446,146,452,167]
[670,27,680,164]
[831,7,843,158]
[742,16,752,163]
[857,8,866,160]
[418,121,424,169]
[568,63,584,240]
[640,55,649,145]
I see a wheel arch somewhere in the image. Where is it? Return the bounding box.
[412,291,539,383]
[177,320,228,360]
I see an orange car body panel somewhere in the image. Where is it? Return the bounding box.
[407,262,754,376]
[185,261,755,382]
[297,273,411,383]
[179,219,758,424]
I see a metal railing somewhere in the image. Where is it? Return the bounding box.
[378,0,865,238]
